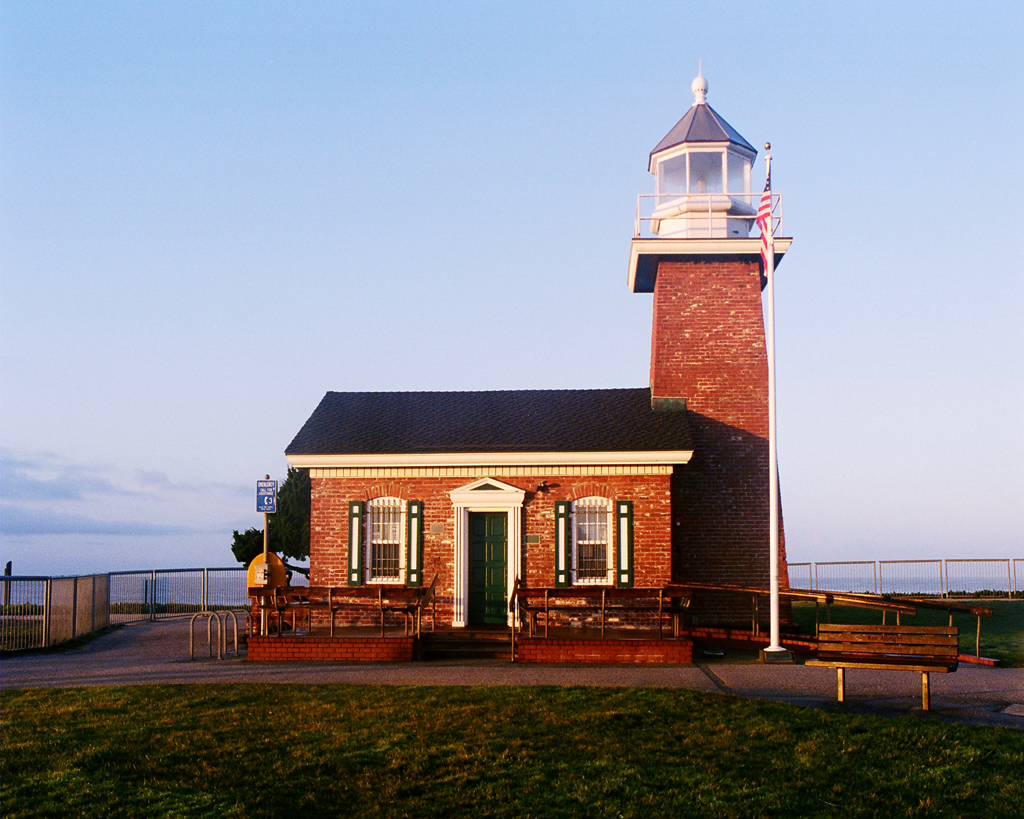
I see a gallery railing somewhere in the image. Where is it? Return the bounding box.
[633,191,784,240]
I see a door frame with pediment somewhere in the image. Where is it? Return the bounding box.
[449,477,525,627]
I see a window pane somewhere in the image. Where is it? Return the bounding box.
[574,500,610,581]
[727,152,747,195]
[368,499,402,580]
[688,152,723,194]
[658,155,686,196]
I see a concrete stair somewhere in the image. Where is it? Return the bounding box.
[419,627,512,661]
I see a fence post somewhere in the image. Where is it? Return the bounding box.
[873,562,878,595]
[149,570,156,621]
[1007,560,1012,600]
[203,568,209,612]
[42,577,52,648]
[71,577,79,638]
[813,563,818,591]
[942,559,948,597]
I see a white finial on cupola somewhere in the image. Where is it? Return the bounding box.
[691,60,707,105]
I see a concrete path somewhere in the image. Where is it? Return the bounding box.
[3,620,1022,730]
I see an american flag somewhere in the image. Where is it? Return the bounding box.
[755,168,772,272]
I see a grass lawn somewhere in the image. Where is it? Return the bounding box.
[3,684,1023,818]
[791,600,1024,668]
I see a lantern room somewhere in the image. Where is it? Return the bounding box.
[647,73,758,239]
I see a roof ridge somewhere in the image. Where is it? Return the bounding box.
[703,103,756,152]
[324,387,649,396]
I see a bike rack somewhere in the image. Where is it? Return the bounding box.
[190,611,222,660]
[190,609,253,660]
[216,609,250,657]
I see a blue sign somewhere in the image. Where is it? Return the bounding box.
[256,480,277,513]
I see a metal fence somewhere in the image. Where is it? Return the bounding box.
[814,561,878,594]
[787,562,812,590]
[1,574,111,651]
[944,559,1013,597]
[2,566,250,651]
[109,567,251,624]
[789,558,1022,597]
[879,560,944,596]
[0,576,48,652]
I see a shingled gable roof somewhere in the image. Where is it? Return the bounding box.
[285,388,692,457]
[650,103,756,157]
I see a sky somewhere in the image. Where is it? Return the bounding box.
[1,1,1022,576]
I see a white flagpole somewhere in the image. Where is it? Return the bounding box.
[764,145,783,654]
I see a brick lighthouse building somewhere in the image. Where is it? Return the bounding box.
[284,72,791,629]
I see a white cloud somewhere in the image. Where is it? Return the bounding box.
[0,506,195,536]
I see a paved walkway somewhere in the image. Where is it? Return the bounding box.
[3,620,1022,729]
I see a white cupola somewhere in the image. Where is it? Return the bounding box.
[647,72,758,238]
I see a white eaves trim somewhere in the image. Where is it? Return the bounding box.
[287,450,693,469]
[627,236,792,292]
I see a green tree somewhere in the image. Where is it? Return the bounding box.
[269,467,311,560]
[231,468,310,566]
[230,527,265,566]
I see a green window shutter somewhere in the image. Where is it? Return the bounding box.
[616,500,634,588]
[554,501,571,587]
[406,500,423,587]
[348,501,365,586]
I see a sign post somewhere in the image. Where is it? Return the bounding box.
[256,476,278,557]
[255,476,277,635]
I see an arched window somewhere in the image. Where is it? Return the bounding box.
[572,497,613,585]
[366,497,405,582]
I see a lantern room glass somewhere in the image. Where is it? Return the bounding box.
[727,150,750,196]
[657,154,687,196]
[688,151,723,194]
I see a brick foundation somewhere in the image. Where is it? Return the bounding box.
[515,637,692,664]
[247,635,415,662]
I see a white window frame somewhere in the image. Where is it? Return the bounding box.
[572,497,614,586]
[365,497,406,584]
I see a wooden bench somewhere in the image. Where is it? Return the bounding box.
[806,623,959,711]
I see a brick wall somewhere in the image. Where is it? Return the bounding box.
[247,635,415,662]
[311,473,672,626]
[515,637,692,664]
[650,258,790,624]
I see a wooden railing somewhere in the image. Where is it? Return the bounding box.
[667,581,993,658]
[249,574,439,638]
[509,581,692,640]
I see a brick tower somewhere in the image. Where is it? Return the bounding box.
[628,72,793,623]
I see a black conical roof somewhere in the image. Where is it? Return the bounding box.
[651,103,756,157]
